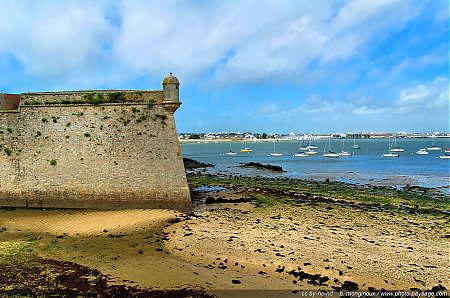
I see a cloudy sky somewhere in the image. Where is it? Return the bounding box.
[0,0,448,133]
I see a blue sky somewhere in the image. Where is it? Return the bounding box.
[0,0,448,133]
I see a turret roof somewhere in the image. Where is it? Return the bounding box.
[162,72,180,85]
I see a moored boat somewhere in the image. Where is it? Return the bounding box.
[225,150,238,155]
[389,147,405,152]
[323,151,340,158]
[293,152,308,157]
[240,142,252,153]
[427,137,441,151]
[389,134,404,152]
[383,137,400,157]
[338,151,352,157]
[382,153,399,158]
[351,136,360,149]
[415,148,428,155]
[323,139,339,158]
[304,149,319,155]
[269,142,282,157]
[426,145,442,151]
[339,139,352,156]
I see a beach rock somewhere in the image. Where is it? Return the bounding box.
[241,162,285,172]
[183,158,213,169]
[341,281,359,291]
[275,266,285,273]
[431,284,447,292]
[167,217,182,224]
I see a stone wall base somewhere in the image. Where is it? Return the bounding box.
[0,192,193,213]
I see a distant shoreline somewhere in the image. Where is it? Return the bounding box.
[179,136,450,143]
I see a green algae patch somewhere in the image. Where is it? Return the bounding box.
[0,240,34,264]
[187,174,450,213]
[0,237,212,297]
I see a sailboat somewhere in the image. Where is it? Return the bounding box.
[298,137,309,151]
[443,140,450,153]
[307,143,318,150]
[426,137,442,151]
[293,151,308,157]
[225,143,238,155]
[240,142,252,153]
[383,137,399,157]
[323,139,340,158]
[338,139,352,157]
[270,142,282,157]
[389,134,404,152]
[351,136,360,149]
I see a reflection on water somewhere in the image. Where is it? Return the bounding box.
[181,138,450,192]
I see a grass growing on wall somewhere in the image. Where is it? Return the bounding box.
[147,99,155,109]
[4,147,12,156]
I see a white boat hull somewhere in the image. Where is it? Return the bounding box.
[270,153,282,157]
[338,152,352,156]
[305,151,318,155]
[383,153,399,157]
[323,153,340,158]
[293,153,308,157]
[416,149,428,155]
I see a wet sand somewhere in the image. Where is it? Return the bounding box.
[0,184,448,295]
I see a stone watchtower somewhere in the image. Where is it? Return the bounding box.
[162,72,181,113]
[0,73,192,213]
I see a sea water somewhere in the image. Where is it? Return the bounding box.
[180,138,450,192]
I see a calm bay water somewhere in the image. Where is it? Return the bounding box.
[181,138,450,191]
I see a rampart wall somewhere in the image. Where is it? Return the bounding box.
[20,90,163,105]
[0,90,192,212]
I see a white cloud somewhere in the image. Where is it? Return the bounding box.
[0,0,428,88]
[397,76,448,108]
[256,76,449,132]
[0,1,115,82]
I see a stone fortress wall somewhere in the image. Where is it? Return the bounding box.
[0,74,192,212]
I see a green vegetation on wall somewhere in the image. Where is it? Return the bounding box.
[4,147,12,156]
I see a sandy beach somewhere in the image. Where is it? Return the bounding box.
[0,174,448,296]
